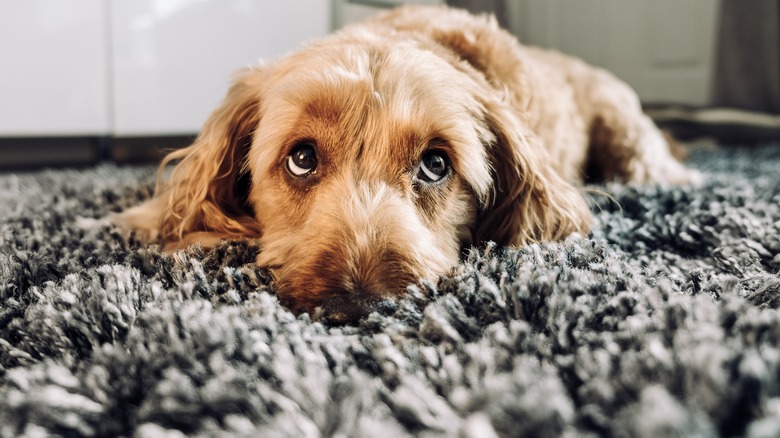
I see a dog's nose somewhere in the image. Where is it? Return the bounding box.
[316,292,399,325]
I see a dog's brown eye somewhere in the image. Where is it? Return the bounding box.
[417,150,449,183]
[287,142,317,177]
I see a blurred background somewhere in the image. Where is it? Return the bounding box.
[0,0,778,169]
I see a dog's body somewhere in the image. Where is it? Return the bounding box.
[115,6,698,320]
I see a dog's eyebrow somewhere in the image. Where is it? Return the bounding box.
[303,98,342,125]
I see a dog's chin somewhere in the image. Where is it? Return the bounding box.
[311,295,401,325]
[275,285,400,325]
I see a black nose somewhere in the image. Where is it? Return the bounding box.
[315,293,399,325]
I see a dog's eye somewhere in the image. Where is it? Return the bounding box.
[416,150,449,183]
[287,142,318,177]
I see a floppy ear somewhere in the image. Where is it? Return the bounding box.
[475,100,592,246]
[114,68,266,250]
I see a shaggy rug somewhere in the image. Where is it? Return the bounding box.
[1,144,779,437]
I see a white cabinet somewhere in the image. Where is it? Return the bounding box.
[0,1,110,136]
[511,0,720,106]
[332,0,444,29]
[0,1,330,137]
[110,0,330,135]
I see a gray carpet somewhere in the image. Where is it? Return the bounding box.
[1,144,779,437]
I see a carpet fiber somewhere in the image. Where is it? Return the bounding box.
[1,145,780,437]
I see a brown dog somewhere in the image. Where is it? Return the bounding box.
[114,6,698,319]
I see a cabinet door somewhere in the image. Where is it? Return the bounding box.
[0,1,109,136]
[332,0,444,29]
[512,0,719,106]
[110,0,330,136]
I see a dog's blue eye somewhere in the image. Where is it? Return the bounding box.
[287,142,317,177]
[417,150,449,183]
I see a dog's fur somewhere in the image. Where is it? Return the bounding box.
[114,6,698,319]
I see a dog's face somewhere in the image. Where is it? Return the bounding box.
[142,30,590,321]
[250,36,495,317]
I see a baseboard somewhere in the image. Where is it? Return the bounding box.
[111,136,195,164]
[0,137,101,171]
[0,135,195,171]
[646,106,780,144]
[2,108,778,172]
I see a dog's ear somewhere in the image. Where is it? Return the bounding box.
[115,68,266,249]
[158,68,267,245]
[475,99,591,246]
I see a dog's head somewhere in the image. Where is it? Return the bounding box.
[151,27,590,321]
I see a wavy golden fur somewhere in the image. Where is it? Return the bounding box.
[114,6,698,320]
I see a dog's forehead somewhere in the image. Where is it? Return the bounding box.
[273,37,480,117]
[253,35,492,192]
[285,42,482,134]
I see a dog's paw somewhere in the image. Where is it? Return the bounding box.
[75,216,112,231]
[682,168,704,187]
[108,206,161,243]
[654,165,704,187]
[629,156,704,187]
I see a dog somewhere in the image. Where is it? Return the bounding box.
[114,5,698,321]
